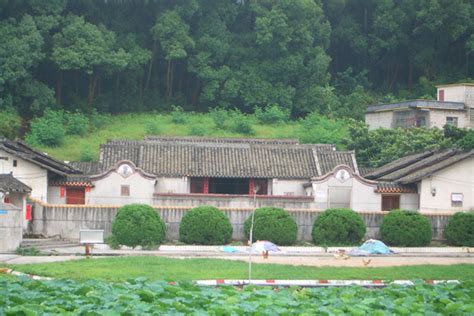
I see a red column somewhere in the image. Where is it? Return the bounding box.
[203,177,209,194]
[249,178,255,195]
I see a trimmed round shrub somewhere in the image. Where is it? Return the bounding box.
[112,204,166,248]
[312,208,366,246]
[244,207,297,246]
[445,212,474,246]
[380,210,432,246]
[179,206,233,245]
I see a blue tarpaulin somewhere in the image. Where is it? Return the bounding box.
[359,239,392,254]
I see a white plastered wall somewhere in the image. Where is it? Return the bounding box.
[156,177,189,194]
[88,172,155,205]
[271,179,307,196]
[427,109,468,129]
[419,157,474,212]
[0,149,48,201]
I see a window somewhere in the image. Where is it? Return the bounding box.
[451,193,463,207]
[13,160,17,167]
[381,195,400,211]
[416,117,426,127]
[121,185,130,196]
[446,117,458,127]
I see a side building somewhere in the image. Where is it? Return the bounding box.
[365,83,474,129]
[365,149,474,212]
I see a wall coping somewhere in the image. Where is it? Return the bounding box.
[30,199,461,216]
[153,193,313,200]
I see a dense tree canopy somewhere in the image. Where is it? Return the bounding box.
[0,0,471,119]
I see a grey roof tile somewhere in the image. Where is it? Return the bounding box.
[94,137,353,178]
[0,174,32,193]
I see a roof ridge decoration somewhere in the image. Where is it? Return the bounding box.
[311,165,377,187]
[90,160,156,181]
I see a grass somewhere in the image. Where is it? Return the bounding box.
[34,112,346,161]
[8,256,474,281]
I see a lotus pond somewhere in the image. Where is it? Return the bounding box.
[1,276,473,315]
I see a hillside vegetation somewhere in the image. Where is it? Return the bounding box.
[33,111,348,162]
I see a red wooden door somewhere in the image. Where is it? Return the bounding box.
[66,188,85,204]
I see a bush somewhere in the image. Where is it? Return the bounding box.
[209,107,229,129]
[179,206,233,245]
[112,204,166,248]
[145,120,161,135]
[380,210,432,246]
[445,212,474,246]
[229,110,255,135]
[244,207,297,245]
[254,104,290,124]
[170,105,187,124]
[0,108,21,139]
[26,109,66,147]
[312,208,366,246]
[65,111,89,136]
[79,145,95,162]
[90,109,111,130]
[188,125,207,136]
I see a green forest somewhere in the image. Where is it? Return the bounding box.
[1,0,473,166]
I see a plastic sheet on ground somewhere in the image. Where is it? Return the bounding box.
[251,241,281,254]
[348,239,393,256]
[220,246,240,253]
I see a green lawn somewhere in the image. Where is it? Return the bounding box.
[8,256,474,281]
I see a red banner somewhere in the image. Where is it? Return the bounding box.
[60,186,65,198]
[25,204,32,221]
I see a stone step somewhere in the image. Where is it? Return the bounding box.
[20,238,79,249]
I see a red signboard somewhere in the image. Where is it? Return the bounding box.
[60,186,65,198]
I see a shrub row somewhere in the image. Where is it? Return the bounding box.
[110,204,473,248]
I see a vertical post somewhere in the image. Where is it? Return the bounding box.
[248,178,255,195]
[248,185,259,283]
[203,177,209,194]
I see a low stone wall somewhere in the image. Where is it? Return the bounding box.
[30,202,452,242]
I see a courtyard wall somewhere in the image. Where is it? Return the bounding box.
[29,201,453,242]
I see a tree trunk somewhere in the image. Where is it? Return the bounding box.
[166,59,171,101]
[145,42,156,91]
[408,59,413,92]
[389,63,400,90]
[168,60,175,100]
[56,70,63,105]
[88,73,98,111]
[192,78,201,107]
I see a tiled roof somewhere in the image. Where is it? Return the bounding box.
[365,150,435,179]
[397,150,473,183]
[68,162,103,175]
[87,137,355,179]
[375,182,417,193]
[359,167,376,177]
[316,151,357,175]
[50,175,93,187]
[0,139,80,176]
[0,174,32,193]
[368,148,473,184]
